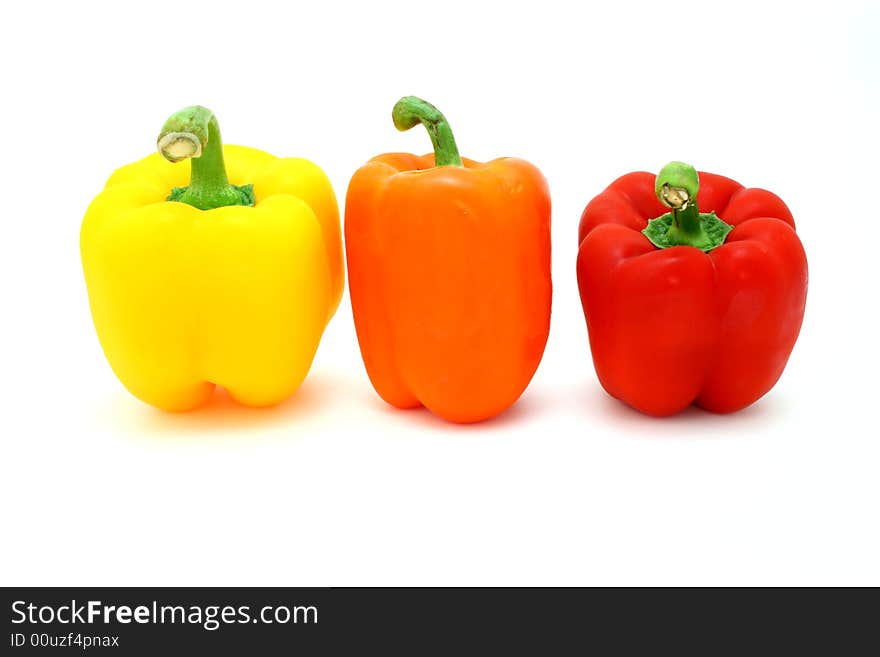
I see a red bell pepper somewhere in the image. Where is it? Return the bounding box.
[576,162,808,416]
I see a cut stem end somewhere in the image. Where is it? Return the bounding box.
[158,132,202,162]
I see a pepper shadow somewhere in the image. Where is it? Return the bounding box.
[366,389,545,435]
[105,370,351,438]
[572,379,789,439]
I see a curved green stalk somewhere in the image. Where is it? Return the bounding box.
[392,96,463,167]
[157,106,254,210]
[643,161,732,252]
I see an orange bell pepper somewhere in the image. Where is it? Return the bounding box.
[345,96,552,423]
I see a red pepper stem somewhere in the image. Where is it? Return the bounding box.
[654,161,712,250]
[668,204,707,246]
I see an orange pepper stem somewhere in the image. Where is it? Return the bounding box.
[391,96,463,167]
[157,105,254,210]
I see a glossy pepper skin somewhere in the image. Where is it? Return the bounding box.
[577,163,807,416]
[81,106,343,411]
[346,97,551,423]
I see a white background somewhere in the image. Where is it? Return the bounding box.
[1,0,877,586]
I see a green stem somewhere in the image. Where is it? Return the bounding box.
[655,161,711,249]
[665,202,712,249]
[642,161,733,252]
[157,105,254,210]
[391,96,463,167]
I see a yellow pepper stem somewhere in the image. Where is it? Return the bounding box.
[157,106,254,210]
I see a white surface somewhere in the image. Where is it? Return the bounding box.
[1,0,877,586]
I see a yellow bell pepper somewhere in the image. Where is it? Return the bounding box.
[81,106,343,411]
